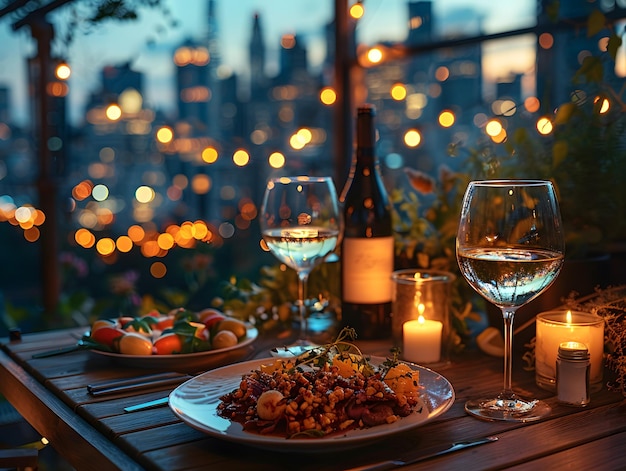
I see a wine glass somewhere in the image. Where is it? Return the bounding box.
[456,180,564,421]
[260,176,342,354]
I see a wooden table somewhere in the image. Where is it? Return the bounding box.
[1,327,625,470]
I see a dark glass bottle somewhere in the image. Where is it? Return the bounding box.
[340,105,393,339]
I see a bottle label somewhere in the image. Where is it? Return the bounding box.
[342,236,394,303]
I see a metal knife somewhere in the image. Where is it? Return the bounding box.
[123,396,169,413]
[345,436,498,471]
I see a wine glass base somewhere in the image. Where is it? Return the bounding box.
[465,395,551,422]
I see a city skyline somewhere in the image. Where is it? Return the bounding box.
[0,0,536,126]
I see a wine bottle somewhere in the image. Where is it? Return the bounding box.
[340,105,393,339]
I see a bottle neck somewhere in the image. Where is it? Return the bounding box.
[356,111,375,148]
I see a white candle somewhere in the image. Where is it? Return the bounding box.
[403,315,443,364]
[536,310,604,391]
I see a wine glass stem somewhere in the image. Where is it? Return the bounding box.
[297,271,310,341]
[501,308,517,396]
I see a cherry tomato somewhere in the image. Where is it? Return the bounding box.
[153,333,183,355]
[117,333,153,355]
[91,326,125,347]
[118,316,135,329]
[198,309,226,331]
[144,309,161,318]
[155,316,175,330]
[91,319,116,332]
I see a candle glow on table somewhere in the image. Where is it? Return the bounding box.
[535,310,604,391]
[403,314,443,364]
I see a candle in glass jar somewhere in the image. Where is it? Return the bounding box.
[535,310,604,392]
[403,315,443,364]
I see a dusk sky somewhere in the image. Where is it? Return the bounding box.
[0,0,536,125]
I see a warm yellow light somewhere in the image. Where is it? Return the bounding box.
[119,88,143,114]
[55,63,71,80]
[191,174,212,194]
[116,235,133,253]
[192,221,209,240]
[96,207,114,226]
[319,87,336,105]
[536,117,553,135]
[404,129,422,147]
[297,128,312,144]
[349,2,365,19]
[390,83,407,101]
[128,225,145,243]
[15,206,34,224]
[539,33,554,49]
[24,226,40,242]
[105,104,122,121]
[157,232,175,250]
[485,119,503,137]
[490,128,507,143]
[201,146,219,163]
[290,133,305,150]
[156,126,174,144]
[75,228,95,248]
[435,66,450,81]
[594,96,610,114]
[367,47,383,64]
[232,149,250,166]
[33,209,45,226]
[524,96,540,113]
[150,261,167,279]
[96,237,116,256]
[240,200,258,221]
[72,180,94,201]
[142,240,161,257]
[135,186,155,203]
[438,110,455,128]
[268,151,285,169]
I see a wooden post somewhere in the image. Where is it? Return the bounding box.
[29,17,61,319]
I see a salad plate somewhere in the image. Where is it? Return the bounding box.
[169,356,455,452]
[91,327,258,373]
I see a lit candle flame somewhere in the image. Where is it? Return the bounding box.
[566,310,573,333]
[418,314,425,324]
[418,303,425,317]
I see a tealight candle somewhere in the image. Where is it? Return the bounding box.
[403,315,443,364]
[535,310,604,392]
[391,269,455,367]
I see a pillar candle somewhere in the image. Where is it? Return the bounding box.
[403,315,443,364]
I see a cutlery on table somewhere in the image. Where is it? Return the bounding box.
[345,436,498,471]
[88,372,191,397]
[123,396,170,413]
[32,339,90,358]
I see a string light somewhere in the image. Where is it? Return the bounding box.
[349,1,365,19]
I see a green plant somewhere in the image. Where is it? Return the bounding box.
[491,9,626,259]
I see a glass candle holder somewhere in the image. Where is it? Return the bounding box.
[391,269,455,368]
[535,310,604,392]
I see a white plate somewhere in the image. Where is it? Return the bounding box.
[169,356,455,452]
[91,327,258,373]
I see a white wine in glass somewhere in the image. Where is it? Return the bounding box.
[260,176,341,354]
[457,180,564,421]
